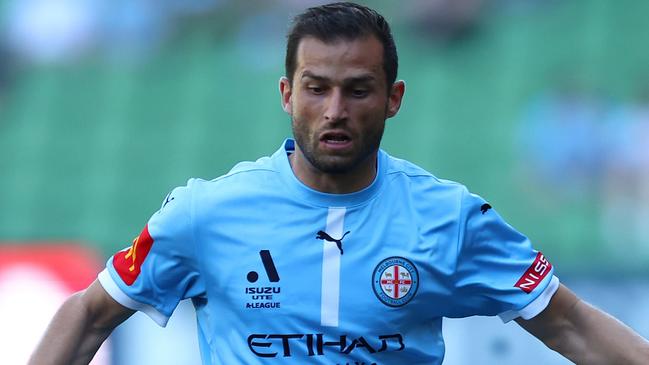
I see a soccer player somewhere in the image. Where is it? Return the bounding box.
[30,2,649,364]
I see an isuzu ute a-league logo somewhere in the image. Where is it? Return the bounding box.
[372,257,419,307]
[245,250,281,309]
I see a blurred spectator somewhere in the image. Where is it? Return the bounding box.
[0,44,12,104]
[600,85,649,254]
[5,0,100,64]
[2,0,231,65]
[519,74,649,255]
[517,76,608,196]
[0,44,15,118]
[408,0,484,43]
[162,0,225,16]
[234,10,285,71]
[99,0,169,62]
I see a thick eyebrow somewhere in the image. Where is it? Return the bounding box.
[345,75,376,85]
[301,71,377,85]
[301,71,329,82]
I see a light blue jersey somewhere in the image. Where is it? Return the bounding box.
[99,139,558,365]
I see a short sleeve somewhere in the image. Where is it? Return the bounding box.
[98,179,206,327]
[446,188,558,321]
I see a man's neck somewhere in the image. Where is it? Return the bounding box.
[288,150,377,194]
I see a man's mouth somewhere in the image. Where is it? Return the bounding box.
[320,131,351,145]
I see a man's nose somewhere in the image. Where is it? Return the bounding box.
[323,89,348,121]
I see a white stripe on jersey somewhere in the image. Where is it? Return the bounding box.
[321,207,346,327]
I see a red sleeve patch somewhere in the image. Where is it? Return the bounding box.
[514,252,552,294]
[113,225,154,286]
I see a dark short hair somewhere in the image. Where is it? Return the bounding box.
[285,2,398,92]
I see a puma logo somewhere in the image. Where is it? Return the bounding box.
[163,193,175,208]
[480,203,492,214]
[316,230,350,255]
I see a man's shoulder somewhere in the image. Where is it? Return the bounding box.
[224,155,277,177]
[385,154,432,178]
[384,153,465,192]
[198,155,277,184]
[177,155,280,202]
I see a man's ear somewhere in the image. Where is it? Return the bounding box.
[279,77,293,115]
[386,80,405,118]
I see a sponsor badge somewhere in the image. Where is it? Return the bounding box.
[372,257,419,307]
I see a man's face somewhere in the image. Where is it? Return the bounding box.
[280,35,403,175]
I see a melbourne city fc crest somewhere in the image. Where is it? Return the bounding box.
[372,257,419,307]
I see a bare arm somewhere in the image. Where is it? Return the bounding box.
[29,279,135,365]
[517,284,649,364]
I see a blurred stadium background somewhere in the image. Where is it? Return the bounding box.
[1,0,648,364]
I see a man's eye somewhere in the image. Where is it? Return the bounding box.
[308,87,324,94]
[351,89,368,97]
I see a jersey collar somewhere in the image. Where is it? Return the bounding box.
[272,139,386,207]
